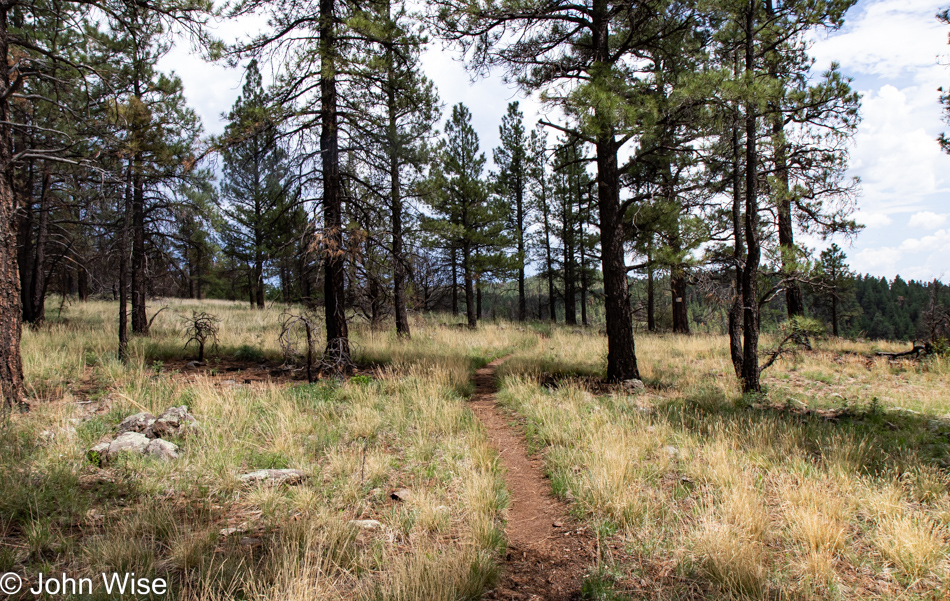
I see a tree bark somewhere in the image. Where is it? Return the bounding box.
[0,2,25,408]
[451,245,458,316]
[320,0,350,361]
[597,134,640,381]
[130,155,148,333]
[516,170,525,322]
[386,16,410,338]
[740,3,761,393]
[592,0,639,380]
[729,114,745,380]
[463,241,476,328]
[119,161,133,364]
[772,115,804,318]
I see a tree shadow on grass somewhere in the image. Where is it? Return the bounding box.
[654,386,950,473]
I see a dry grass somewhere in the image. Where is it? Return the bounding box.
[498,327,950,600]
[3,299,532,599]
[8,303,950,600]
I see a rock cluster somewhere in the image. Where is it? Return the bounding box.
[87,405,196,465]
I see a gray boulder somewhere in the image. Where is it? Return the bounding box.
[620,379,646,394]
[147,405,197,438]
[145,438,180,461]
[118,412,156,435]
[108,432,151,456]
[86,442,111,466]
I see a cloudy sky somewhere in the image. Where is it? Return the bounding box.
[159,0,950,283]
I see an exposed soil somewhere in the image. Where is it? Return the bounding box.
[469,357,595,601]
[157,358,379,387]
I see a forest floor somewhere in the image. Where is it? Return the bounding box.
[2,298,950,600]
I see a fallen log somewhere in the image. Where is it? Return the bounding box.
[875,344,929,359]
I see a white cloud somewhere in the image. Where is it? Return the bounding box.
[810,0,948,80]
[857,211,894,228]
[908,211,949,229]
[899,228,950,252]
[852,245,901,275]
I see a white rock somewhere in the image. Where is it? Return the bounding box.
[350,519,384,531]
[239,469,306,486]
[108,431,150,456]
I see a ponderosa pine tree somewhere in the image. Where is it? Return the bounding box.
[424,104,497,329]
[433,0,698,380]
[218,60,299,310]
[494,102,529,322]
[346,0,440,338]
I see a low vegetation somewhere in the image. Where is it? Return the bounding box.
[3,300,949,600]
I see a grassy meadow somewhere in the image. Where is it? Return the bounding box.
[2,298,949,600]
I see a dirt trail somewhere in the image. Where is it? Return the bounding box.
[470,356,595,601]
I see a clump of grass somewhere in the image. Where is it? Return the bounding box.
[872,514,947,583]
[693,519,767,598]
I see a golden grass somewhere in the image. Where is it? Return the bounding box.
[497,326,950,599]
[9,302,950,600]
[3,299,531,600]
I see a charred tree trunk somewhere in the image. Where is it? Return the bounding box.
[0,2,25,408]
[320,0,350,362]
[254,258,265,309]
[77,265,88,301]
[671,265,689,334]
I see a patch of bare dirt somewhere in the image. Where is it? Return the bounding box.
[469,357,595,601]
[158,358,379,387]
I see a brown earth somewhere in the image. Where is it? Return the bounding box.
[469,357,595,601]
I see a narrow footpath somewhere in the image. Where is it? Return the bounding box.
[469,357,595,601]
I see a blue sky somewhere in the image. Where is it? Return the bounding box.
[162,0,950,282]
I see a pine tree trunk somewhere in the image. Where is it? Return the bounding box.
[255,259,265,309]
[77,265,88,301]
[740,5,761,393]
[463,242,476,328]
[516,176,526,322]
[647,244,655,332]
[476,279,482,320]
[320,0,350,361]
[27,169,51,324]
[131,164,148,334]
[387,21,410,338]
[729,114,744,380]
[119,161,133,364]
[831,293,839,337]
[596,135,639,381]
[451,247,458,316]
[671,266,689,334]
[592,0,639,381]
[0,2,24,408]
